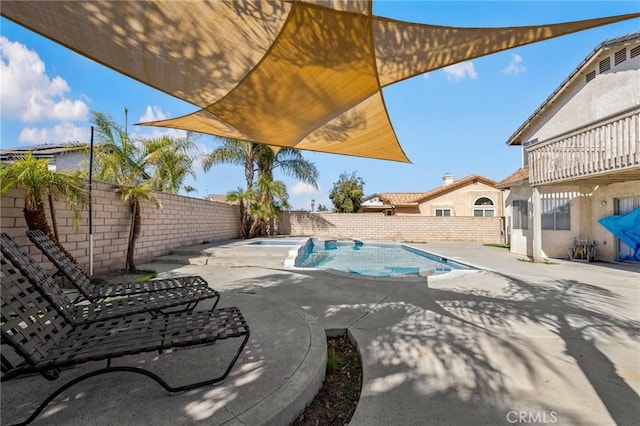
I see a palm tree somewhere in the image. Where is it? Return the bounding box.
[0,151,88,254]
[183,185,197,196]
[143,135,197,194]
[256,146,319,190]
[204,137,318,238]
[92,111,143,185]
[203,137,261,236]
[202,137,259,190]
[118,183,162,272]
[249,176,290,237]
[225,187,254,239]
[91,110,161,271]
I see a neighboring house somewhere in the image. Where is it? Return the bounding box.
[498,32,640,262]
[0,144,89,172]
[360,193,393,215]
[360,173,504,217]
[207,194,230,203]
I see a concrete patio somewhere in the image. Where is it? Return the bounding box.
[2,240,638,425]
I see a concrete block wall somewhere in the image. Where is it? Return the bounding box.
[1,181,240,274]
[280,212,503,244]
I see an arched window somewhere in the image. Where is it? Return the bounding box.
[473,197,495,217]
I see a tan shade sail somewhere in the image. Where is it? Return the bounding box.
[2,1,638,162]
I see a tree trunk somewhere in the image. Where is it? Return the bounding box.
[24,202,78,288]
[125,199,140,273]
[24,202,53,237]
[47,191,60,243]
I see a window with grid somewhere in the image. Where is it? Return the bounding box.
[541,196,570,230]
[473,197,495,217]
[512,200,528,229]
[435,208,452,217]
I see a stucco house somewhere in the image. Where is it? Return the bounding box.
[361,173,503,217]
[0,144,89,172]
[498,32,640,262]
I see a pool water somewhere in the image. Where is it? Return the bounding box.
[295,240,471,277]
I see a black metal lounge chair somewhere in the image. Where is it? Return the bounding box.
[27,230,208,303]
[0,233,219,325]
[1,254,250,426]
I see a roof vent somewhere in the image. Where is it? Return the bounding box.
[614,48,627,65]
[599,57,611,73]
[631,45,640,58]
[442,173,455,186]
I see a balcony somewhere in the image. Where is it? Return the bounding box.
[527,107,640,185]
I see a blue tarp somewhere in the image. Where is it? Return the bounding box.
[598,207,640,261]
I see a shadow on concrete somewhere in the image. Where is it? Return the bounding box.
[221,268,639,425]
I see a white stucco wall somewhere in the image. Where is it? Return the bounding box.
[591,180,640,261]
[521,48,640,145]
[507,180,640,261]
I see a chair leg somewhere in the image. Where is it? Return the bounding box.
[12,331,249,425]
[169,329,249,392]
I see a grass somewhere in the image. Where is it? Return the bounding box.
[135,269,158,282]
[326,345,339,375]
[517,257,558,264]
[483,243,510,249]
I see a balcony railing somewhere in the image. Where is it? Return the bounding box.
[527,107,640,185]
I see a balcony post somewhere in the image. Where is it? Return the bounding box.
[532,186,543,262]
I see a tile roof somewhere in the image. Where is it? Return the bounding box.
[380,174,498,206]
[379,192,427,206]
[495,167,529,188]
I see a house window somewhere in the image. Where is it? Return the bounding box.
[384,209,393,216]
[473,197,495,217]
[512,200,528,230]
[631,46,640,59]
[542,196,570,230]
[435,208,452,217]
[585,70,596,83]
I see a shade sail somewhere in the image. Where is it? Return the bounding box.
[2,1,638,162]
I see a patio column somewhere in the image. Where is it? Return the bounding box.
[532,185,542,262]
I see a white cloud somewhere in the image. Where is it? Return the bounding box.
[443,61,477,81]
[131,105,187,140]
[291,182,319,196]
[0,37,88,122]
[138,105,168,122]
[503,54,525,75]
[19,122,90,144]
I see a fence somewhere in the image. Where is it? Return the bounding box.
[280,212,504,243]
[1,180,241,274]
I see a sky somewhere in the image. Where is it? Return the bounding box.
[1,1,639,210]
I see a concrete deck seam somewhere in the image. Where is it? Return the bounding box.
[346,280,410,330]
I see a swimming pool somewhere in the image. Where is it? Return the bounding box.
[294,239,471,277]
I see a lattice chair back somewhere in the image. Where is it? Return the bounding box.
[1,253,72,369]
[27,230,99,301]
[0,233,76,324]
